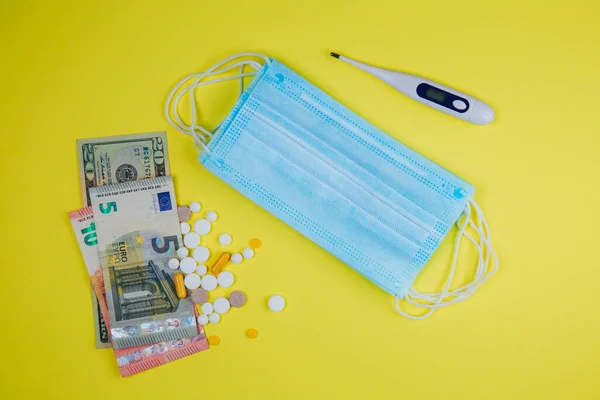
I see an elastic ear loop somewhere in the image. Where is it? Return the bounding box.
[164,52,270,155]
[394,200,499,320]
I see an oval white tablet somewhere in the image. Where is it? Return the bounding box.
[176,247,189,258]
[213,297,230,314]
[242,248,255,259]
[192,246,210,263]
[179,257,197,274]
[201,275,218,291]
[206,211,218,222]
[197,314,209,326]
[194,219,211,236]
[201,302,213,315]
[208,313,220,324]
[231,253,243,264]
[189,202,201,213]
[167,258,180,270]
[184,273,201,290]
[183,232,201,248]
[217,271,234,288]
[195,264,208,276]
[180,222,191,235]
[268,295,286,312]
[218,233,232,246]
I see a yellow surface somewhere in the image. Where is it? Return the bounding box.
[1,0,599,399]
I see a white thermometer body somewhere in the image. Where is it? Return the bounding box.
[331,53,494,125]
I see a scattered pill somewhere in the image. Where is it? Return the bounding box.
[218,233,232,246]
[168,258,180,270]
[228,291,246,308]
[246,328,259,339]
[213,297,231,314]
[201,302,214,314]
[208,335,220,345]
[177,205,192,222]
[249,238,262,249]
[191,289,208,304]
[211,252,231,274]
[268,295,286,312]
[217,271,234,288]
[189,202,201,213]
[242,248,254,259]
[183,232,201,248]
[194,219,211,236]
[206,210,218,222]
[173,274,186,299]
[184,273,201,290]
[197,314,209,326]
[180,222,191,235]
[192,246,210,263]
[209,313,221,324]
[179,257,197,274]
[201,275,218,291]
[231,253,243,264]
[195,264,208,276]
[176,247,189,258]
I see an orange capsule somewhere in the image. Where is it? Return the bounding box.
[211,252,231,274]
[174,273,186,299]
[249,238,262,249]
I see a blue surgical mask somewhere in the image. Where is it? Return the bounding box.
[165,53,498,319]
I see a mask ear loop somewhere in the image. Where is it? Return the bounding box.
[164,52,270,155]
[394,199,499,320]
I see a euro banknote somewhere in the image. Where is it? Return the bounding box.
[89,176,197,349]
[69,206,208,375]
[69,206,112,348]
[77,132,169,207]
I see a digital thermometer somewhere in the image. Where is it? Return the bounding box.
[330,52,494,125]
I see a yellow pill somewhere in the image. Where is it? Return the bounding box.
[249,238,262,249]
[211,252,231,274]
[173,273,186,299]
[208,335,220,346]
[246,328,259,339]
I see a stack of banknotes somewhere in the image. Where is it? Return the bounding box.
[69,132,208,377]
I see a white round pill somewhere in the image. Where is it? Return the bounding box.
[242,248,255,259]
[268,295,286,312]
[201,302,213,315]
[183,232,201,248]
[218,233,232,246]
[180,222,191,235]
[206,211,218,222]
[231,253,243,264]
[201,275,218,291]
[179,257,197,274]
[217,271,234,288]
[192,246,210,263]
[184,273,201,290]
[195,264,208,276]
[189,202,201,213]
[194,219,211,236]
[167,258,180,270]
[197,314,209,326]
[176,247,189,258]
[208,313,221,324]
[213,297,230,314]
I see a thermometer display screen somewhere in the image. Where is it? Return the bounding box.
[424,87,447,103]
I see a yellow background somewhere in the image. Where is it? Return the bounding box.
[1,0,599,398]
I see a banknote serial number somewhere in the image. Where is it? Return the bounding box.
[94,185,162,198]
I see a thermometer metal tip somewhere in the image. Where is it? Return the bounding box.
[328,52,494,125]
